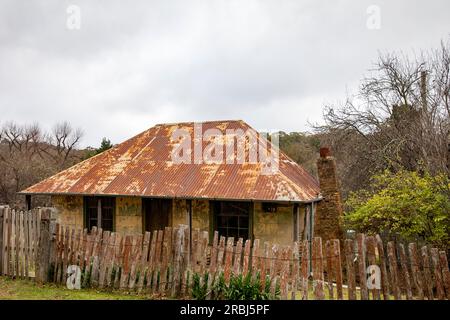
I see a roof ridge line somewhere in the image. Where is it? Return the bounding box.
[155,119,245,126]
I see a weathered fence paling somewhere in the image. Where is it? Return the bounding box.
[1,207,450,300]
[0,206,42,279]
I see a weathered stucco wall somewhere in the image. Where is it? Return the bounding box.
[172,199,188,227]
[253,202,294,245]
[51,195,83,229]
[171,199,210,231]
[52,195,143,234]
[192,200,209,232]
[115,196,142,235]
[161,199,298,245]
[50,195,300,245]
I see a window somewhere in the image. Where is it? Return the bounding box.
[84,197,115,232]
[213,201,251,241]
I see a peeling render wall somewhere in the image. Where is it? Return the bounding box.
[51,195,83,230]
[172,199,188,227]
[173,200,298,245]
[51,195,301,245]
[116,196,142,235]
[51,195,142,235]
[171,199,209,232]
[191,200,209,232]
[253,202,295,246]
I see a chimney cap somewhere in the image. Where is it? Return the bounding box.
[319,147,332,158]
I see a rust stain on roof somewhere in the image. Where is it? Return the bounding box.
[21,120,321,202]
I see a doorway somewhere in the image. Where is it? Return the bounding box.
[143,198,172,232]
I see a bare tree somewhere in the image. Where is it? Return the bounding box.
[314,40,450,197]
[0,121,84,206]
[49,121,84,168]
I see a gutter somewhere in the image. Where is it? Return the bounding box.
[18,191,323,205]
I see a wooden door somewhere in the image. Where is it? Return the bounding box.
[143,198,171,232]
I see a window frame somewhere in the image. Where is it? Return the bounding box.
[211,200,253,242]
[83,196,116,232]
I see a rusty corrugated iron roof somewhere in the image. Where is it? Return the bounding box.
[20,120,321,202]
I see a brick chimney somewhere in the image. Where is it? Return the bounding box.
[315,147,344,241]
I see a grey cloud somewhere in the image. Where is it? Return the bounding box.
[0,0,449,147]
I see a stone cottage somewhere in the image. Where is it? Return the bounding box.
[20,120,342,245]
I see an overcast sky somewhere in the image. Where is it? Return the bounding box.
[0,0,449,147]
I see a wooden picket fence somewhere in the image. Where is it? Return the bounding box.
[50,224,450,300]
[1,206,450,300]
[0,206,41,278]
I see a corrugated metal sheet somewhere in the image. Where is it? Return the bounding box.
[20,120,321,202]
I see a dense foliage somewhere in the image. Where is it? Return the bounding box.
[345,170,450,248]
[191,272,280,300]
[278,131,320,177]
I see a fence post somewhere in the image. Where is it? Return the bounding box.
[0,206,5,275]
[0,206,4,275]
[312,237,325,300]
[357,233,368,300]
[35,208,57,283]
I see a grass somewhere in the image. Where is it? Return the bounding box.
[0,276,152,300]
[1,276,404,300]
[292,281,400,300]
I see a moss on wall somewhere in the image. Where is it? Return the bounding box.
[51,195,83,230]
[115,196,142,235]
[253,202,294,245]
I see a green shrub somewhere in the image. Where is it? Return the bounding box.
[345,170,450,248]
[191,273,209,300]
[190,272,280,300]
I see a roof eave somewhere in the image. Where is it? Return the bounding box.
[18,191,323,204]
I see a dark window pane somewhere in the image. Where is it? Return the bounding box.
[228,229,239,239]
[214,201,250,242]
[228,217,238,228]
[218,216,228,227]
[218,227,228,238]
[102,218,113,232]
[84,197,115,232]
[100,197,115,231]
[86,198,98,231]
[86,197,97,208]
[239,216,248,228]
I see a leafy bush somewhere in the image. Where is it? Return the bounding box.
[191,273,209,300]
[191,272,280,300]
[345,170,450,248]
